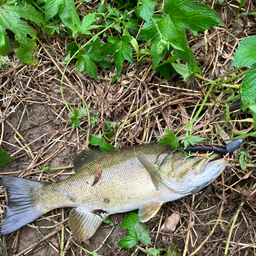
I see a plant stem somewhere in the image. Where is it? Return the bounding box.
[224,201,244,255]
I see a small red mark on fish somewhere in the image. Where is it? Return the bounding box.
[92,164,102,186]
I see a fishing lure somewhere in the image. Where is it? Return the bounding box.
[184,139,243,155]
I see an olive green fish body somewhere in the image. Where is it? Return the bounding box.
[0,144,229,241]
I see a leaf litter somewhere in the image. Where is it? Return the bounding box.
[0,1,256,256]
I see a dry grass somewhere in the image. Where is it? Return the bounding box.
[0,1,256,255]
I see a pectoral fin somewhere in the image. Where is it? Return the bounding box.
[69,207,108,241]
[135,151,161,189]
[139,202,163,222]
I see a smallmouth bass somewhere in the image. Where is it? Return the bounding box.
[0,143,232,241]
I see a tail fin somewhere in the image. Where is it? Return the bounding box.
[0,176,44,235]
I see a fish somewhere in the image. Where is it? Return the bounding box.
[0,143,231,241]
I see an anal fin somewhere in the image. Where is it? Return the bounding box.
[138,202,163,222]
[69,207,108,241]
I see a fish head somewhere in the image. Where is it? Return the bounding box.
[158,151,229,194]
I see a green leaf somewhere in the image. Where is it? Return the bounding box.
[181,134,205,149]
[43,166,51,173]
[0,30,9,55]
[135,223,151,245]
[121,42,133,63]
[113,49,124,76]
[45,0,63,21]
[16,40,37,65]
[157,129,179,150]
[92,252,99,256]
[122,213,140,230]
[0,146,14,167]
[76,55,98,80]
[90,135,104,146]
[130,37,139,60]
[151,39,167,65]
[58,0,77,27]
[164,0,223,31]
[152,55,177,79]
[233,36,256,67]
[118,236,137,248]
[81,13,95,29]
[107,36,120,44]
[103,218,114,226]
[139,0,156,22]
[143,248,162,256]
[69,108,81,130]
[0,2,43,65]
[241,64,256,110]
[79,105,88,117]
[99,141,116,151]
[171,63,190,76]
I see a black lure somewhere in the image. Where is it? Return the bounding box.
[184,139,243,156]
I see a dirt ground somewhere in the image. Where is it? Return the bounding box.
[1,1,256,255]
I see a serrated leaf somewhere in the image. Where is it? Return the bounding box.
[88,51,102,62]
[4,3,44,26]
[77,55,98,80]
[152,55,177,79]
[58,0,77,27]
[118,236,137,248]
[121,35,132,44]
[16,40,37,65]
[81,13,95,28]
[171,63,190,76]
[139,15,195,69]
[99,141,115,151]
[69,108,81,129]
[113,49,124,76]
[0,146,14,167]
[103,218,114,226]
[143,248,161,256]
[164,0,223,31]
[139,0,155,22]
[241,64,256,110]
[90,135,104,146]
[136,223,151,245]
[122,213,140,230]
[157,129,179,150]
[45,0,63,21]
[107,36,120,44]
[233,36,256,67]
[151,39,167,65]
[0,2,43,65]
[121,42,133,63]
[0,30,9,55]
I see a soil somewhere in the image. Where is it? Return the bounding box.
[1,1,256,256]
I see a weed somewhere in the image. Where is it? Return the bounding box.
[0,146,14,166]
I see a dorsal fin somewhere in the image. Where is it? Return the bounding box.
[73,147,106,172]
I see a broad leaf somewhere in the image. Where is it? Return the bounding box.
[157,129,179,150]
[233,36,256,67]
[122,213,140,230]
[137,0,155,22]
[0,3,44,65]
[241,64,256,110]
[0,146,14,167]
[118,236,137,248]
